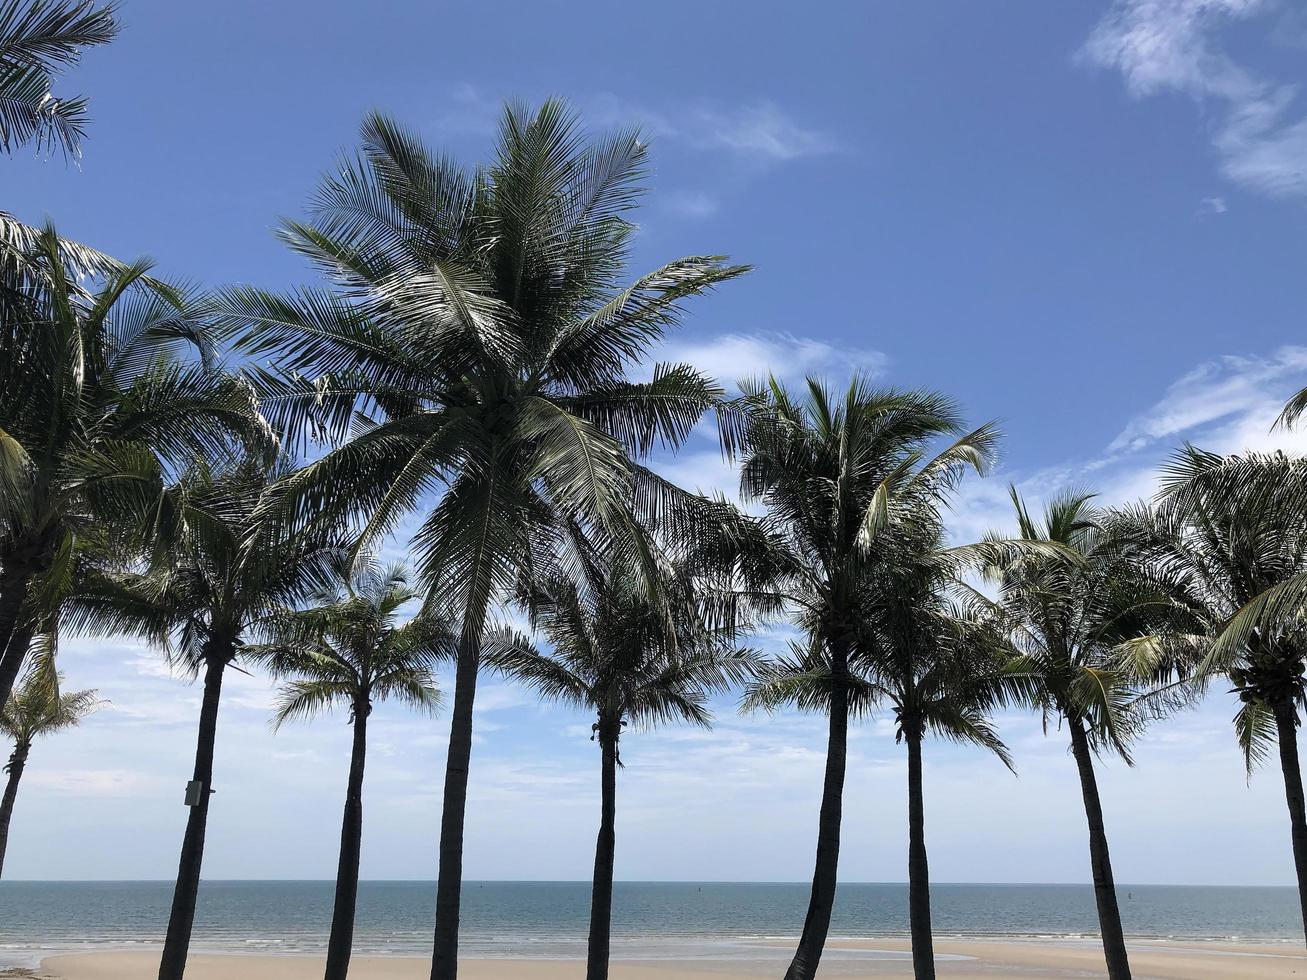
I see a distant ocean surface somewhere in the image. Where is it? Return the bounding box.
[0,881,1300,963]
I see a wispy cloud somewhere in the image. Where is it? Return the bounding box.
[586,94,837,163]
[950,343,1307,544]
[437,86,838,166]
[692,102,838,160]
[1106,345,1307,453]
[1083,0,1307,199]
[651,331,887,389]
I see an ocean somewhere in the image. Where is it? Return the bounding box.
[0,880,1299,963]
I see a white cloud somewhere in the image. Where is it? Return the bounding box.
[587,94,837,163]
[950,344,1307,543]
[694,102,838,161]
[652,449,740,499]
[1197,194,1228,213]
[652,331,887,389]
[1083,0,1307,198]
[1106,345,1307,453]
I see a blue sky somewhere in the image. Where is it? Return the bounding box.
[7,0,1307,886]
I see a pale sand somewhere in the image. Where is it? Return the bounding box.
[31,941,1307,980]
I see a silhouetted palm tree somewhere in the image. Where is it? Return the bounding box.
[1129,448,1307,945]
[214,100,747,978]
[974,488,1172,980]
[0,662,98,875]
[857,519,1014,980]
[486,557,755,980]
[250,563,447,980]
[0,224,266,715]
[731,376,997,980]
[0,0,119,156]
[65,460,344,980]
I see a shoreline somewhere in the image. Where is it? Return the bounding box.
[17,939,1307,980]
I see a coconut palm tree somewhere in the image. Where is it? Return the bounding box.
[64,460,345,980]
[0,224,267,715]
[858,518,1015,980]
[213,100,747,978]
[730,376,997,980]
[0,0,119,156]
[0,662,98,876]
[973,488,1172,980]
[484,555,756,980]
[1125,448,1307,944]
[249,563,447,980]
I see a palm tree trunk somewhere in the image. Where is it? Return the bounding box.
[1067,721,1131,980]
[0,540,45,706]
[1271,700,1307,945]
[158,649,228,980]
[906,727,934,980]
[784,643,849,980]
[586,729,618,980]
[0,739,31,878]
[324,694,369,980]
[430,631,482,980]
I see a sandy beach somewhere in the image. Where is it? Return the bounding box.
[27,940,1307,979]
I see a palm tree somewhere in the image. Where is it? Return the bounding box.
[1129,448,1307,944]
[0,663,98,876]
[484,558,755,980]
[858,521,1014,980]
[214,100,747,979]
[974,488,1169,980]
[0,224,266,716]
[0,0,119,156]
[65,460,344,980]
[249,563,446,980]
[730,376,997,980]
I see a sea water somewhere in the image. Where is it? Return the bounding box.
[0,880,1299,961]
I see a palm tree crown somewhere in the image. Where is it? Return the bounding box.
[0,225,267,710]
[252,563,446,727]
[0,0,119,156]
[490,564,756,751]
[0,669,98,746]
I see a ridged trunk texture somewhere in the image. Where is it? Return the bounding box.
[430,633,481,980]
[157,650,228,980]
[906,728,934,980]
[783,642,849,980]
[324,694,369,980]
[0,739,31,878]
[1272,701,1307,946]
[586,729,619,980]
[1068,721,1131,980]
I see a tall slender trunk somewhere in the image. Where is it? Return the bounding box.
[0,540,46,707]
[1272,700,1307,946]
[1067,721,1131,980]
[0,739,31,878]
[430,630,482,980]
[0,622,35,712]
[324,692,370,980]
[586,728,618,980]
[158,649,228,980]
[905,727,934,980]
[784,641,850,980]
